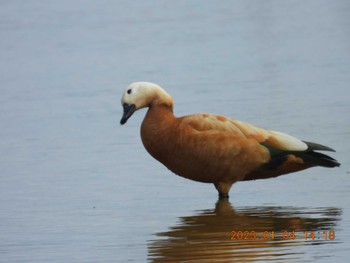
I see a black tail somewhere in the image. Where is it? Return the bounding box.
[297,151,340,168]
[243,141,340,181]
[298,141,340,168]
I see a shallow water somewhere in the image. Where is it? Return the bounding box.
[1,0,350,262]
[149,202,342,262]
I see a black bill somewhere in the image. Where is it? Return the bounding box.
[120,103,136,125]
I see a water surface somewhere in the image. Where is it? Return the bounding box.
[0,0,349,262]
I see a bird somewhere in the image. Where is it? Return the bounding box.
[120,82,340,199]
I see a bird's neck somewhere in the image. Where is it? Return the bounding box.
[141,104,176,162]
[142,104,175,133]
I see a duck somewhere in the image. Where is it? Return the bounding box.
[120,82,340,198]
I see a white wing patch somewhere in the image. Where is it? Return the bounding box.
[268,130,308,151]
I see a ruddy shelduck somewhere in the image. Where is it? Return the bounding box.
[120,82,340,198]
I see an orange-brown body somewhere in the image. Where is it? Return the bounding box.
[120,82,339,198]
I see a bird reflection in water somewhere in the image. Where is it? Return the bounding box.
[148,199,341,262]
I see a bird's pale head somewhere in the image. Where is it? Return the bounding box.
[120,82,173,125]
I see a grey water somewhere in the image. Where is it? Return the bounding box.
[1,0,350,262]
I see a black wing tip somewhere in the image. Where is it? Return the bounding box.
[303,141,336,152]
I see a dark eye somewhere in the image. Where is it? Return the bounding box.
[127,89,132,94]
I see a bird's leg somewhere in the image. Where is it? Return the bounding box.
[219,193,230,199]
[214,181,232,199]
